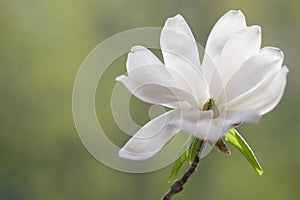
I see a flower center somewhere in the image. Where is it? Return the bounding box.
[202,98,220,118]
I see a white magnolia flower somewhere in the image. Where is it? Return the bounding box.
[116,10,288,160]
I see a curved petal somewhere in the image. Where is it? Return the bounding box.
[222,110,261,125]
[165,108,234,142]
[116,64,199,108]
[222,47,284,105]
[195,109,261,142]
[126,45,195,90]
[119,107,260,160]
[120,45,203,108]
[226,66,289,115]
[119,110,181,160]
[161,14,201,69]
[117,75,198,108]
[126,46,163,72]
[119,109,214,160]
[160,14,209,105]
[202,10,246,81]
[173,109,225,142]
[213,26,262,86]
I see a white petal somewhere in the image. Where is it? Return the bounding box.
[119,107,260,160]
[119,109,214,160]
[160,14,209,105]
[173,109,223,142]
[126,46,163,73]
[222,110,261,125]
[166,108,231,142]
[161,14,201,69]
[120,45,203,108]
[227,66,288,115]
[193,110,261,143]
[213,26,262,87]
[119,110,181,160]
[222,47,284,105]
[202,10,246,81]
[116,64,199,108]
[200,110,261,141]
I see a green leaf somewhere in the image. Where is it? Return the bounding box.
[225,128,264,176]
[168,135,195,183]
[189,138,201,164]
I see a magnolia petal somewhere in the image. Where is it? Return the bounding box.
[168,108,229,142]
[160,14,209,105]
[161,14,201,69]
[121,45,201,108]
[119,107,260,161]
[116,74,198,109]
[202,10,246,81]
[227,66,288,115]
[126,46,163,73]
[216,26,262,86]
[119,109,214,160]
[170,108,258,143]
[119,110,181,160]
[222,47,284,104]
[125,46,186,103]
[195,109,261,142]
[221,110,261,125]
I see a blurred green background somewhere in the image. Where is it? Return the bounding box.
[1,0,299,199]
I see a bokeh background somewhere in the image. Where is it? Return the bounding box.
[1,0,299,199]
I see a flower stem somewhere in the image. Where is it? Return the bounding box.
[161,140,205,200]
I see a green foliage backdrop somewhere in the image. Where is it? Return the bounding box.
[1,0,299,199]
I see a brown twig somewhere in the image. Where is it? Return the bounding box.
[161,140,205,200]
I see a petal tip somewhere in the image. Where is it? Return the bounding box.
[270,47,284,58]
[165,14,185,27]
[119,148,135,160]
[130,45,145,53]
[261,46,284,60]
[118,148,125,158]
[230,10,243,15]
[115,75,126,82]
[250,25,262,34]
[170,14,184,20]
[226,10,245,19]
[118,147,155,161]
[282,65,289,73]
[278,49,284,58]
[118,148,138,161]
